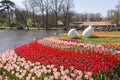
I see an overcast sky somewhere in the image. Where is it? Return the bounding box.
[74,0,119,17]
[1,0,119,17]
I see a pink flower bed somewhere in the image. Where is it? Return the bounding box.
[0,38,120,80]
[38,38,119,53]
[0,50,92,80]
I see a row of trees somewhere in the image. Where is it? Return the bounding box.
[0,0,15,29]
[17,0,74,29]
[106,1,120,26]
[72,13,103,22]
[0,0,75,29]
[0,0,120,30]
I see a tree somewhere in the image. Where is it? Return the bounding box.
[106,0,120,26]
[44,0,51,28]
[88,13,102,21]
[35,0,45,27]
[23,0,30,19]
[23,0,38,26]
[15,9,30,30]
[114,3,120,25]
[0,0,15,26]
[62,0,73,28]
[27,18,32,27]
[0,8,6,24]
[50,0,64,27]
[106,9,115,23]
[71,13,81,22]
[94,13,103,21]
[79,13,88,22]
[28,0,37,26]
[106,9,114,19]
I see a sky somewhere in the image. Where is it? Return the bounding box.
[73,0,119,17]
[2,0,120,17]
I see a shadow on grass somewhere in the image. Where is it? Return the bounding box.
[68,37,81,40]
[90,36,99,38]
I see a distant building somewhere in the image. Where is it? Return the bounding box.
[70,22,83,26]
[57,20,63,26]
[80,21,112,27]
[70,21,115,31]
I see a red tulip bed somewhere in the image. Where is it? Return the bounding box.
[0,38,120,80]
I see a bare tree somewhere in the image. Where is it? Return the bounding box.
[23,0,30,18]
[79,13,88,22]
[62,0,73,28]
[25,0,37,26]
[106,0,120,26]
[106,9,114,23]
[95,13,103,21]
[114,3,120,25]
[15,9,29,30]
[50,0,64,27]
[88,13,102,21]
[44,0,51,28]
[72,13,81,22]
[0,0,15,27]
[36,0,45,27]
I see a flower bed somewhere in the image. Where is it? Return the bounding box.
[0,38,120,80]
[63,32,120,38]
[38,38,119,53]
[100,43,120,50]
[62,32,120,50]
[0,50,93,80]
[85,32,120,38]
[92,35,120,38]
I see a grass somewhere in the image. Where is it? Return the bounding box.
[0,25,69,30]
[27,27,67,30]
[57,32,120,50]
[57,35,120,44]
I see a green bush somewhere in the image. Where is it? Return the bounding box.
[17,26,24,30]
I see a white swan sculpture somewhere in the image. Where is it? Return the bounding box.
[68,29,79,39]
[82,25,94,38]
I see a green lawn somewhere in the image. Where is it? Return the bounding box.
[57,35,120,44]
[0,26,69,30]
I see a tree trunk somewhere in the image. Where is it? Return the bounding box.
[55,12,58,28]
[67,13,70,27]
[8,9,11,28]
[17,10,29,30]
[41,11,45,27]
[33,7,35,26]
[63,14,66,28]
[45,10,48,28]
